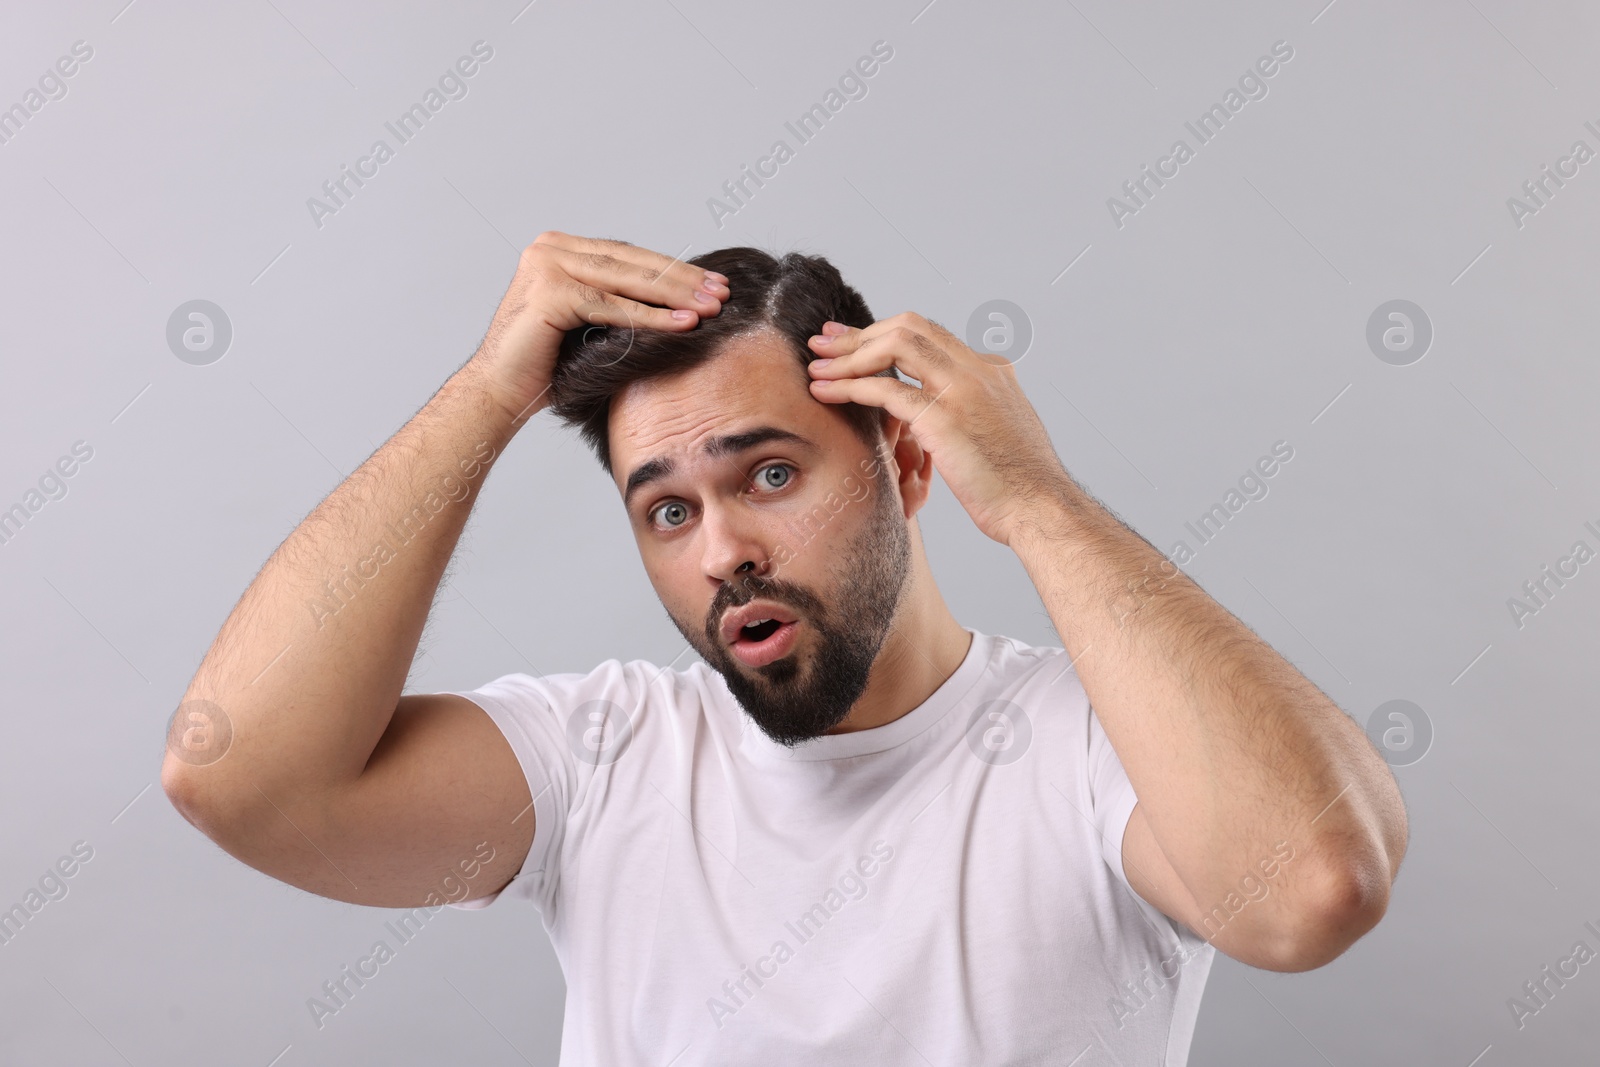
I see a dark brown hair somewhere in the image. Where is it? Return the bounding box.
[547,246,899,474]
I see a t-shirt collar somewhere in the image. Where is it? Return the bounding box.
[735,627,992,762]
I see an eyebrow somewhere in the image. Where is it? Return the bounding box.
[622,426,818,510]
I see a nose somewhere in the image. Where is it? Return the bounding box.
[701,504,774,589]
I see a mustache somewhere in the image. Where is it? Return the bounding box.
[704,574,824,638]
[721,571,779,606]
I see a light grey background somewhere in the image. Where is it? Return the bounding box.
[2,0,1595,1063]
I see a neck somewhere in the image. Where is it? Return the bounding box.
[826,534,971,734]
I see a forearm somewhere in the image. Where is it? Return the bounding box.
[1010,479,1405,921]
[164,358,519,805]
[793,308,1404,956]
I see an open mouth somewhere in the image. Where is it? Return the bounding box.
[728,618,800,668]
[740,619,783,642]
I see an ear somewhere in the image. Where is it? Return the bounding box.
[880,414,935,519]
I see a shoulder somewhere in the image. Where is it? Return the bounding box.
[460,655,684,699]
[931,629,1093,762]
[445,656,734,785]
[452,655,724,730]
[980,630,1089,700]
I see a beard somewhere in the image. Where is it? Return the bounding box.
[663,466,911,748]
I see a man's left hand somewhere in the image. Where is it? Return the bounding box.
[806,312,1073,546]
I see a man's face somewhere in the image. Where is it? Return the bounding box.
[608,327,911,747]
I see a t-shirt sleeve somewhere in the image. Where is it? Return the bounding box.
[1087,701,1204,945]
[442,658,647,915]
[1086,701,1142,898]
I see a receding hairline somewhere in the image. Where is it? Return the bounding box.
[603,322,818,479]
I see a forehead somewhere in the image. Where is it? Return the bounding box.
[608,327,836,485]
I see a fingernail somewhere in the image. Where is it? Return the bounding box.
[810,333,829,345]
[695,290,715,304]
[672,309,694,320]
[706,271,729,284]
[810,357,833,368]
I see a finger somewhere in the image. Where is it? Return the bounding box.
[808,320,950,384]
[565,247,727,317]
[560,282,693,333]
[808,372,942,428]
[535,230,712,285]
[810,319,866,350]
[533,231,729,319]
[805,333,897,377]
[918,316,969,353]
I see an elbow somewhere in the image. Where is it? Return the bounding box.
[161,699,237,826]
[161,753,246,841]
[161,755,212,830]
[1264,857,1394,973]
[1268,792,1409,972]
[1240,778,1407,973]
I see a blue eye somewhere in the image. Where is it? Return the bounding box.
[653,501,690,528]
[753,463,793,491]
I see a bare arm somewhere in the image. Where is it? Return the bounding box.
[1011,499,1407,971]
[162,360,528,906]
[802,312,1408,971]
[162,232,731,907]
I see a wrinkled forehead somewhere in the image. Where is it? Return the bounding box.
[606,327,823,483]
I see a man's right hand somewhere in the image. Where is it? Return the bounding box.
[468,231,730,425]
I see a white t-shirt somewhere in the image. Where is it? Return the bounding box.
[447,627,1214,1065]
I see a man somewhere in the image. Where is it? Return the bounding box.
[163,232,1407,1064]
